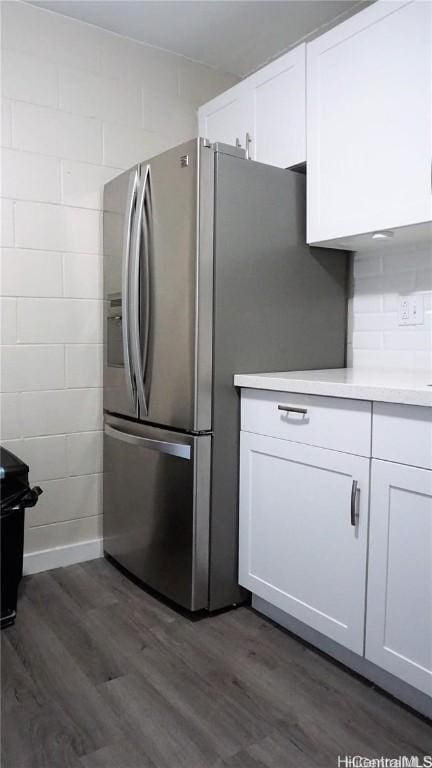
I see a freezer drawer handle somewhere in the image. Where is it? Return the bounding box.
[104,424,191,460]
[277,405,308,415]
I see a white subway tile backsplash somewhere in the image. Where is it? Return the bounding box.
[26,474,102,527]
[1,198,14,246]
[353,254,383,279]
[353,312,398,332]
[14,201,101,253]
[65,344,103,388]
[1,99,12,147]
[19,435,67,481]
[1,344,64,392]
[59,67,141,126]
[24,514,102,551]
[67,431,103,476]
[2,148,61,203]
[12,102,103,164]
[0,297,17,344]
[351,349,416,369]
[102,122,167,169]
[382,248,432,275]
[17,298,102,344]
[352,289,383,315]
[383,330,432,351]
[61,160,121,210]
[352,331,382,350]
[2,49,58,107]
[21,388,102,437]
[1,248,63,297]
[414,351,432,370]
[416,268,432,293]
[0,393,22,439]
[351,244,432,369]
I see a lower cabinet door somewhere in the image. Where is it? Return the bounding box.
[365,460,432,695]
[239,431,369,653]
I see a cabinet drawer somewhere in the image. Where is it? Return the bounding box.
[373,403,432,470]
[241,389,371,456]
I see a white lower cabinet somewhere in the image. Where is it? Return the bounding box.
[239,390,431,708]
[239,431,369,654]
[365,459,432,696]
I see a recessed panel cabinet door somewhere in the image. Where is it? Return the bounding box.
[365,460,432,695]
[250,44,306,169]
[239,432,369,653]
[307,0,432,244]
[198,83,252,150]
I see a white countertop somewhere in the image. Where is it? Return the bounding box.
[234,368,432,407]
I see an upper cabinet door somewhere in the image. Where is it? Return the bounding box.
[307,0,432,247]
[198,82,252,150]
[249,44,306,169]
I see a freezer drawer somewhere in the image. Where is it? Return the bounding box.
[103,415,211,611]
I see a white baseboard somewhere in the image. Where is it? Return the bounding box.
[23,538,103,575]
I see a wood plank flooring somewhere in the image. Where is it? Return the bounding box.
[2,559,430,767]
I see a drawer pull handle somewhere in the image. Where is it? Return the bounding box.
[277,405,308,415]
[351,480,359,527]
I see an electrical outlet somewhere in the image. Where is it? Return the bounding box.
[398,294,424,326]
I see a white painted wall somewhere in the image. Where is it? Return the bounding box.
[348,244,432,370]
[0,0,238,564]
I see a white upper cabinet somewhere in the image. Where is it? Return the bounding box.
[248,44,306,168]
[199,44,306,168]
[307,0,432,248]
[198,81,252,150]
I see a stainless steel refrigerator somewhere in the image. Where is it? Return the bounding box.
[103,138,347,612]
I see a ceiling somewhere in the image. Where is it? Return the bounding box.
[30,0,371,77]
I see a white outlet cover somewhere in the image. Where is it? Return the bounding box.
[398,294,424,326]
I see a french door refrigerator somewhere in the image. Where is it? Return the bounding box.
[103,138,347,612]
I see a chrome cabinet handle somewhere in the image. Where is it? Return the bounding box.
[104,424,191,460]
[351,480,359,527]
[245,132,252,160]
[122,168,139,409]
[277,405,308,415]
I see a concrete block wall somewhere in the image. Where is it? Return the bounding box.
[0,0,238,565]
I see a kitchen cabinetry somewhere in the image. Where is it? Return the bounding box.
[307,0,432,248]
[237,382,431,713]
[239,430,369,653]
[198,82,252,151]
[199,44,306,169]
[366,459,432,696]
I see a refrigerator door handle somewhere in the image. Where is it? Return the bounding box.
[122,168,139,408]
[130,164,152,416]
[104,423,191,460]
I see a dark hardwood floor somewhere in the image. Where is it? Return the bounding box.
[2,559,430,767]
